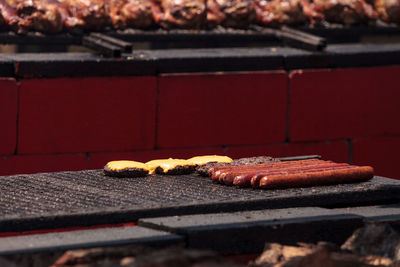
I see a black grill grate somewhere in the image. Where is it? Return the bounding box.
[1,24,399,45]
[1,170,400,232]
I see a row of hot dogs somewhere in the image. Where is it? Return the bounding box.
[0,0,398,35]
[207,159,374,189]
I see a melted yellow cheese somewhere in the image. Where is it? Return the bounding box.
[187,155,233,165]
[106,160,149,171]
[145,158,195,174]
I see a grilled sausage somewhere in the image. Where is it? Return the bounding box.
[211,159,373,190]
[258,166,374,189]
[233,172,259,187]
[209,158,324,178]
[212,160,339,183]
[250,165,353,187]
[230,163,350,187]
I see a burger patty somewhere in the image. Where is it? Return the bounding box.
[155,164,197,175]
[104,166,149,178]
[196,156,279,176]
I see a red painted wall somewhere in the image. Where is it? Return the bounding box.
[157,72,287,148]
[1,66,399,179]
[0,79,18,156]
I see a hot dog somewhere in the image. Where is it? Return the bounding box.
[230,163,351,187]
[210,159,328,181]
[247,164,351,187]
[258,166,374,189]
[209,159,374,189]
[214,161,345,184]
[209,158,323,176]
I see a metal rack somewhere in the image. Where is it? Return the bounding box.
[0,24,399,57]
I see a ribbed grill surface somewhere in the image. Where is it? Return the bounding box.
[0,170,399,231]
[0,170,280,216]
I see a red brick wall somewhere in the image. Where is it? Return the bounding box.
[1,66,399,179]
[289,66,400,179]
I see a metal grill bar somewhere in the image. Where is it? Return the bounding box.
[0,25,398,45]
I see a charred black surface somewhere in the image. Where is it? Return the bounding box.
[0,170,399,233]
[104,166,149,178]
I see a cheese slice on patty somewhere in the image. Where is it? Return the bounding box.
[106,160,149,171]
[145,158,196,174]
[187,155,233,165]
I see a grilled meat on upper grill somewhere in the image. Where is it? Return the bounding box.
[0,9,4,27]
[0,0,31,32]
[207,0,256,28]
[150,0,206,28]
[47,0,84,32]
[1,0,85,33]
[311,0,377,25]
[0,0,9,28]
[0,0,16,30]
[0,0,396,33]
[252,0,314,27]
[60,0,111,30]
[375,0,400,23]
[107,0,153,29]
[15,0,64,33]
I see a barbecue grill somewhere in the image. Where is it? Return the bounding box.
[0,24,398,80]
[0,157,399,228]
[1,171,399,232]
[1,1,400,263]
[1,161,400,258]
